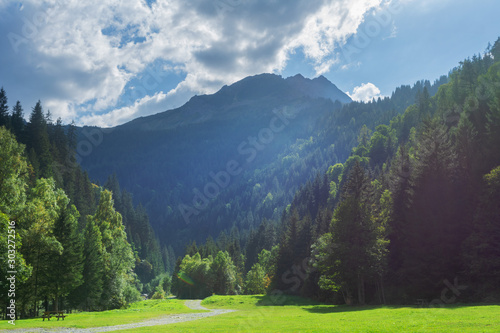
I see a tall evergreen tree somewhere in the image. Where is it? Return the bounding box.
[49,197,83,311]
[0,87,9,128]
[312,161,387,304]
[398,119,461,298]
[77,218,104,310]
[11,100,25,142]
[463,166,500,298]
[27,101,53,178]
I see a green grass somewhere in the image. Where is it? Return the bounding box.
[1,299,203,331]
[118,295,500,332]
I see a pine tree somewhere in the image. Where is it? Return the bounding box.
[463,166,500,297]
[78,218,104,310]
[0,87,9,128]
[27,101,53,178]
[485,62,500,168]
[399,119,461,298]
[50,198,83,311]
[11,101,25,142]
[312,161,387,304]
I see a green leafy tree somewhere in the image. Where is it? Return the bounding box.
[19,178,64,316]
[0,212,32,318]
[177,253,212,299]
[0,128,31,317]
[209,251,238,295]
[151,284,166,299]
[89,190,135,309]
[0,127,28,217]
[245,263,266,294]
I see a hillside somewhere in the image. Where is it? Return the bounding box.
[78,73,446,252]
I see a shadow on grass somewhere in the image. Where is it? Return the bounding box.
[255,295,323,307]
[304,302,500,314]
[253,294,500,314]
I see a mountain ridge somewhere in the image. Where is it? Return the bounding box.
[117,73,351,131]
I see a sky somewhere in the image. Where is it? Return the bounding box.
[1,0,500,127]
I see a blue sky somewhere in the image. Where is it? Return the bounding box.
[1,0,499,127]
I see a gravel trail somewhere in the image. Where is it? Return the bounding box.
[5,300,235,332]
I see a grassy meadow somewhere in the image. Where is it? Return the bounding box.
[1,299,202,331]
[3,295,499,332]
[122,295,500,333]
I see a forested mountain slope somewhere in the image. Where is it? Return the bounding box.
[78,73,446,252]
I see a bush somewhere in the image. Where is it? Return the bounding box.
[151,284,166,299]
[123,284,142,304]
[162,275,172,296]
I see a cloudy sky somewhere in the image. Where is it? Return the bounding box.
[1,0,499,127]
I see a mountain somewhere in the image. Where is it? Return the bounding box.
[119,73,351,132]
[77,73,440,252]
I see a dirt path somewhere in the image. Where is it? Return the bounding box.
[6,300,235,332]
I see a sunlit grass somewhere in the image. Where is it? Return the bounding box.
[1,299,202,331]
[120,295,500,332]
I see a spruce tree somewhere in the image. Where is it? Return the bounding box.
[0,87,9,128]
[11,101,25,142]
[312,161,387,304]
[400,119,461,298]
[27,101,53,178]
[463,166,500,297]
[78,218,104,310]
[50,198,83,311]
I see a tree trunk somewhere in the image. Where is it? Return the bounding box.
[357,274,365,305]
[33,247,41,317]
[342,287,354,305]
[380,275,386,305]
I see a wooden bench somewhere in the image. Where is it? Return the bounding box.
[42,311,52,321]
[42,311,67,321]
[54,312,67,320]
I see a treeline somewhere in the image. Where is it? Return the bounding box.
[0,96,167,318]
[173,38,500,304]
[169,226,278,298]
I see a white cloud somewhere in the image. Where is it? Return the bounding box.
[79,91,168,128]
[348,82,382,102]
[0,0,391,126]
[289,0,383,74]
